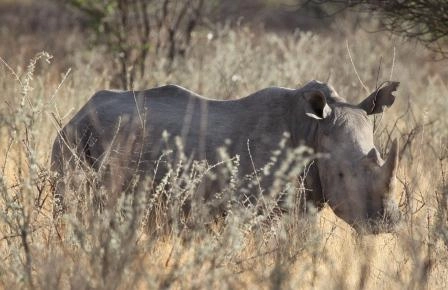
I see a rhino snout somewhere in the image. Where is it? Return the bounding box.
[359,200,401,234]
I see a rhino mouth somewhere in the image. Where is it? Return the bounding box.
[357,221,395,235]
[353,212,402,235]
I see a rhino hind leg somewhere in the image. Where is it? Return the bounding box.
[51,130,94,219]
[51,134,69,218]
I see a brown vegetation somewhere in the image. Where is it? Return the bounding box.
[0,1,447,289]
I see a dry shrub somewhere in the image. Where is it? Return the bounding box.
[0,19,447,290]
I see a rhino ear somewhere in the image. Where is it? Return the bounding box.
[358,81,399,115]
[304,90,331,120]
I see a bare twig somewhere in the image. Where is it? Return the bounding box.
[346,40,369,94]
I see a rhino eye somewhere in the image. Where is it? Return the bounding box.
[338,172,344,179]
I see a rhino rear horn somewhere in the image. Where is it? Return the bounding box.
[359,81,399,115]
[381,138,399,190]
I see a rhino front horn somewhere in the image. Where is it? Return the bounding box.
[382,138,399,189]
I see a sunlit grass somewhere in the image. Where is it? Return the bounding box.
[0,20,447,289]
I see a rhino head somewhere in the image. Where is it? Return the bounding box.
[304,81,401,234]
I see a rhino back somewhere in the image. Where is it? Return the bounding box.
[56,84,318,195]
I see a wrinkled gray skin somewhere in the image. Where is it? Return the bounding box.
[51,80,401,234]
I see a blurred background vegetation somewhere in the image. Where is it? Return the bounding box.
[0,0,334,88]
[0,1,447,289]
[2,0,446,89]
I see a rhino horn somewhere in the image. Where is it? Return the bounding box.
[381,138,399,190]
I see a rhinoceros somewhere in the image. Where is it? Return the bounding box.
[51,80,401,234]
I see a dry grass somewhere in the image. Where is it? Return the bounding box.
[0,13,447,290]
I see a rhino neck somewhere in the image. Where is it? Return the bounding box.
[288,91,325,209]
[288,94,321,149]
[302,160,326,209]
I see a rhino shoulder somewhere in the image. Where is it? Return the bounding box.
[145,84,204,100]
[242,86,295,102]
